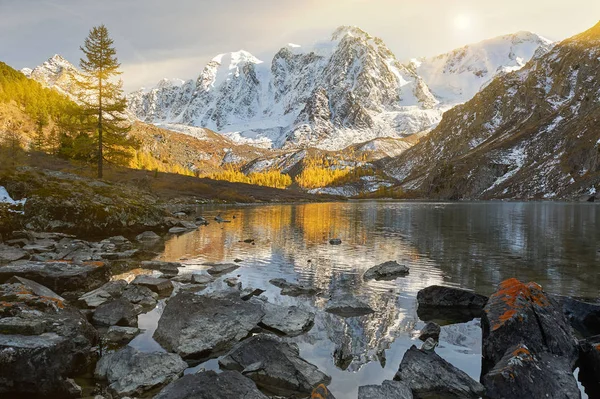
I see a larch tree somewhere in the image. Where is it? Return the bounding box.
[77,24,136,178]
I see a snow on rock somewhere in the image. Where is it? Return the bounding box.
[0,186,26,208]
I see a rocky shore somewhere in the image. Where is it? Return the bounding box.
[0,216,599,398]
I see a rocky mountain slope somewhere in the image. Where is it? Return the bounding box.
[127,27,551,151]
[384,22,600,200]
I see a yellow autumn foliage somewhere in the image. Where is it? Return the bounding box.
[203,166,292,189]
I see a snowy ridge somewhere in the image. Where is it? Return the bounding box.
[22,54,81,97]
[127,27,551,150]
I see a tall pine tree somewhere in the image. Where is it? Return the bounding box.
[77,25,136,178]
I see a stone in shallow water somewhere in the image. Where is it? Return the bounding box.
[121,284,158,308]
[205,263,239,276]
[363,260,409,281]
[92,298,138,327]
[394,345,484,399]
[131,275,173,296]
[418,322,441,342]
[103,326,140,344]
[153,292,264,361]
[329,238,342,245]
[359,380,413,399]
[417,285,488,309]
[219,334,331,397]
[95,346,187,397]
[259,303,315,336]
[551,294,600,338]
[141,261,181,277]
[325,297,374,318]
[155,370,269,399]
[136,231,161,242]
[269,278,320,297]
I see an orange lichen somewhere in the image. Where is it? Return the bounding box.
[595,344,600,351]
[311,384,329,399]
[41,296,65,309]
[0,301,14,307]
[490,278,550,331]
[83,261,104,268]
[512,346,531,357]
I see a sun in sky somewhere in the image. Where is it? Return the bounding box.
[453,14,473,31]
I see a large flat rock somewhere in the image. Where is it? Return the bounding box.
[155,371,269,399]
[153,292,264,361]
[219,334,331,397]
[259,303,315,337]
[363,261,409,281]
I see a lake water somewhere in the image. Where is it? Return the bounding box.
[128,201,599,398]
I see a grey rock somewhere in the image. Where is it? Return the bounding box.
[104,326,140,344]
[141,261,182,277]
[418,322,441,342]
[417,285,488,309]
[363,261,409,281]
[92,298,138,327]
[191,273,215,284]
[259,303,315,336]
[205,263,239,276]
[394,345,485,399]
[269,278,320,297]
[78,280,128,308]
[219,334,331,397]
[551,294,600,338]
[0,244,28,263]
[0,317,46,335]
[176,220,198,229]
[329,238,342,245]
[136,231,161,242]
[578,335,600,397]
[7,276,65,302]
[325,297,374,318]
[359,380,413,399]
[0,260,110,299]
[482,344,580,399]
[95,346,187,397]
[131,275,173,296]
[155,370,268,399]
[153,292,264,361]
[224,277,239,287]
[122,284,158,308]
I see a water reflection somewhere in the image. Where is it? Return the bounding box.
[149,201,598,398]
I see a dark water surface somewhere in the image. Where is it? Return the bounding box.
[128,201,599,398]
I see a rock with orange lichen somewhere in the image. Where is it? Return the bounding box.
[482,344,580,399]
[0,279,98,397]
[482,278,578,374]
[0,260,110,299]
[578,335,600,397]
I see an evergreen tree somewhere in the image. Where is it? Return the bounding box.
[77,24,136,178]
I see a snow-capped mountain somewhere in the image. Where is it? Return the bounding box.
[128,27,551,151]
[383,22,600,200]
[412,31,554,104]
[21,54,81,98]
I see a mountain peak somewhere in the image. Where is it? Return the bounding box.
[47,54,75,68]
[331,26,370,41]
[212,50,262,66]
[572,20,600,42]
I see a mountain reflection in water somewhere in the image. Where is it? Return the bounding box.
[135,201,598,398]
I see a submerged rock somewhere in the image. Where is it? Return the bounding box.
[363,261,409,281]
[219,334,331,397]
[155,370,268,399]
[205,263,239,276]
[153,292,264,361]
[394,345,484,399]
[141,261,181,277]
[359,380,413,399]
[0,260,110,299]
[269,278,320,297]
[95,346,187,397]
[131,275,173,296]
[482,344,580,399]
[259,303,315,336]
[103,326,140,345]
[325,297,374,318]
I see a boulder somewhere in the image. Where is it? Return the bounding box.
[141,261,181,277]
[104,326,140,344]
[0,280,97,397]
[136,231,161,242]
[418,322,441,342]
[481,279,578,374]
[259,303,315,336]
[191,273,215,285]
[205,263,239,276]
[153,292,264,361]
[394,345,484,399]
[92,298,138,327]
[121,284,158,308]
[131,275,173,296]
[78,280,128,308]
[269,278,320,297]
[219,334,331,397]
[416,306,483,326]
[0,244,28,263]
[363,261,409,281]
[0,260,110,299]
[417,285,488,309]
[359,380,413,399]
[155,371,268,399]
[325,297,374,318]
[578,335,600,397]
[551,294,600,338]
[95,346,187,397]
[482,344,580,399]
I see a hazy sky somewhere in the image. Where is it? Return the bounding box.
[1,0,599,92]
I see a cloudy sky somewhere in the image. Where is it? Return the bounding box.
[1,0,599,92]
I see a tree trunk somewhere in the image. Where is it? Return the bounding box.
[98,79,103,179]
